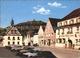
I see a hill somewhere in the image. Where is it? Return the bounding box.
[14,20,46,36]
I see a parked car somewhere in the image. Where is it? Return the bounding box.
[23,52,37,57]
[16,46,57,58]
[10,45,23,52]
[16,46,35,56]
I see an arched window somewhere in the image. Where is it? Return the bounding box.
[76,17,80,23]
[17,37,20,40]
[13,42,15,44]
[63,38,65,43]
[77,26,79,31]
[59,39,62,43]
[13,37,15,40]
[8,37,10,40]
[8,42,10,45]
[69,20,74,24]
[17,42,19,45]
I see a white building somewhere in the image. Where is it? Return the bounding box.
[3,26,23,46]
[38,26,44,46]
[32,34,39,45]
[24,34,31,46]
[56,16,80,49]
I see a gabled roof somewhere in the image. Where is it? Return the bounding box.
[6,26,21,36]
[48,18,61,33]
[49,18,61,26]
[62,8,80,20]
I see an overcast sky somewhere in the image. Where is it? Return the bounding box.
[0,0,80,28]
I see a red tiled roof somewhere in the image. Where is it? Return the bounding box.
[63,8,80,20]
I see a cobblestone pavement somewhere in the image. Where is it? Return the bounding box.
[37,47,80,58]
[0,47,21,58]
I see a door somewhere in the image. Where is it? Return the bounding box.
[68,39,73,48]
[0,38,3,47]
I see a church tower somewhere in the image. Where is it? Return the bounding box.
[11,18,14,27]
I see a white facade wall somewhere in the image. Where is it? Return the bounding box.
[32,35,39,45]
[56,16,80,49]
[38,26,44,46]
[3,36,23,46]
[24,35,31,45]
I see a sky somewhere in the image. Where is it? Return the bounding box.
[0,0,80,28]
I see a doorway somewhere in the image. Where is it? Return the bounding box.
[68,39,73,48]
[0,38,3,47]
[47,39,51,46]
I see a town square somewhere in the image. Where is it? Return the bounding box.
[0,0,80,58]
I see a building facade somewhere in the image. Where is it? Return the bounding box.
[44,18,58,47]
[32,34,39,45]
[38,26,45,46]
[56,16,80,49]
[24,34,32,46]
[3,26,23,46]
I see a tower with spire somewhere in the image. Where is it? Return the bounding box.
[11,18,14,27]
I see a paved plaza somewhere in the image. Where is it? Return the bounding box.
[0,47,80,58]
[0,47,21,58]
[38,47,80,58]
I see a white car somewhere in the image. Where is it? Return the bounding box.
[11,45,23,51]
[23,52,37,57]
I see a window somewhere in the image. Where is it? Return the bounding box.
[59,39,62,43]
[58,29,60,35]
[17,42,19,45]
[76,39,80,43]
[65,21,67,25]
[62,29,64,34]
[13,37,15,40]
[69,20,74,24]
[64,21,67,25]
[79,39,80,42]
[76,18,80,23]
[67,27,73,34]
[76,39,78,43]
[17,37,20,40]
[13,42,15,44]
[63,38,65,43]
[60,22,62,26]
[8,42,10,45]
[44,40,46,45]
[11,30,13,34]
[77,26,79,31]
[14,30,17,34]
[48,39,51,46]
[8,37,10,40]
[41,40,44,44]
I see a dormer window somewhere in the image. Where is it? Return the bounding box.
[59,22,62,26]
[11,30,14,34]
[14,30,17,34]
[64,21,67,25]
[76,18,80,23]
[69,20,74,24]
